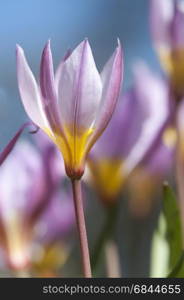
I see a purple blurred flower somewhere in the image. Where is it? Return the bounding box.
[35,188,74,245]
[177,97,184,127]
[0,134,74,271]
[150,0,184,100]
[16,39,123,179]
[128,130,175,217]
[87,63,170,204]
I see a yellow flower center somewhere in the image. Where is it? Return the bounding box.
[158,47,184,99]
[32,243,68,277]
[3,214,29,270]
[88,158,124,203]
[44,126,94,177]
[162,127,177,148]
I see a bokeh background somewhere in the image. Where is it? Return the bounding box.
[0,0,164,277]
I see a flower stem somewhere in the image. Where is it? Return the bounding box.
[71,179,92,278]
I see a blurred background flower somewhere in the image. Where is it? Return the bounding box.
[0,0,183,277]
[87,63,170,206]
[127,132,175,218]
[0,132,75,276]
[150,0,184,101]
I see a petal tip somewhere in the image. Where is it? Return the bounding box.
[41,40,53,67]
[44,39,51,51]
[16,44,24,56]
[84,37,88,43]
[116,38,123,54]
[47,39,51,46]
[73,38,92,57]
[117,37,121,46]
[81,38,90,49]
[16,45,26,68]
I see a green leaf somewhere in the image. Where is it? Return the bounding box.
[168,251,184,278]
[163,182,183,276]
[150,214,169,277]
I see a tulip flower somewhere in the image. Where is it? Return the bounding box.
[33,188,75,277]
[128,130,175,218]
[150,1,184,243]
[87,63,170,205]
[150,0,184,100]
[16,39,123,277]
[0,137,74,274]
[31,132,75,276]
[16,39,123,180]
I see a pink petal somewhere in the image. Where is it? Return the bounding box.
[150,0,174,49]
[124,63,170,174]
[177,99,184,134]
[55,49,72,94]
[40,40,63,131]
[57,39,102,132]
[85,40,123,153]
[16,45,45,129]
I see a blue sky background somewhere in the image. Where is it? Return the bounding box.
[0,0,160,145]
